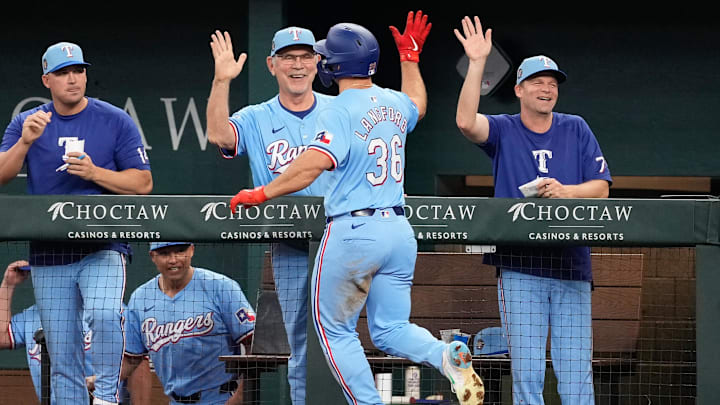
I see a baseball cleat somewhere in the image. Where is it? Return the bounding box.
[442,341,485,405]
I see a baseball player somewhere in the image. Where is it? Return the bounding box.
[454,16,612,405]
[206,26,333,404]
[0,262,150,405]
[123,242,255,405]
[230,12,484,405]
[0,41,152,405]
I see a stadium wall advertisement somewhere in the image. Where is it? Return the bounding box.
[0,195,715,247]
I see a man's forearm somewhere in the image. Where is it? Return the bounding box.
[0,142,30,185]
[0,283,15,349]
[400,62,427,120]
[264,150,331,199]
[92,168,153,195]
[569,179,610,198]
[206,79,236,150]
[456,58,490,144]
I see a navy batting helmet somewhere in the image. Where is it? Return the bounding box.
[314,23,379,87]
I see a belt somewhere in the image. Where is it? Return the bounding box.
[171,380,238,404]
[326,206,404,223]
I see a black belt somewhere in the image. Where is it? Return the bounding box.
[326,206,404,223]
[171,380,238,403]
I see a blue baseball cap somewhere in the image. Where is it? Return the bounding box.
[149,242,192,251]
[473,327,509,356]
[42,42,91,75]
[516,55,566,85]
[270,27,316,56]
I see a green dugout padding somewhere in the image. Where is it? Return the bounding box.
[0,196,716,246]
[0,195,718,403]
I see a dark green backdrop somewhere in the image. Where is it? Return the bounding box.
[1,2,718,197]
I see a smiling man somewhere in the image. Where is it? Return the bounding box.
[123,242,255,405]
[454,16,612,405]
[205,26,334,404]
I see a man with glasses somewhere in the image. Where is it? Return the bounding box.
[206,27,333,405]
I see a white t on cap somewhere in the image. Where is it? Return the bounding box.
[42,42,91,75]
[516,55,566,85]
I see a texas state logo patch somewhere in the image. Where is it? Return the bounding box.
[314,130,334,145]
[235,307,256,324]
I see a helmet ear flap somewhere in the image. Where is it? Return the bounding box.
[317,60,334,87]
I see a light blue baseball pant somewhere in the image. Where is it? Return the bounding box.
[31,250,126,405]
[272,242,309,405]
[498,269,594,405]
[311,211,446,405]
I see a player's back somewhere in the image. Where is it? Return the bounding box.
[309,85,419,216]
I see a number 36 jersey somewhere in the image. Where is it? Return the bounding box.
[307,85,418,217]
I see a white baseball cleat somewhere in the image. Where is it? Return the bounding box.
[442,341,485,405]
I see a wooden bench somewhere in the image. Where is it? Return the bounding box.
[359,250,643,404]
[224,249,643,404]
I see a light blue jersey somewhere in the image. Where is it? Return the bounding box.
[224,92,334,404]
[9,305,94,404]
[124,268,255,400]
[308,85,418,216]
[223,93,333,196]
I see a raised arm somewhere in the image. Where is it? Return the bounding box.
[207,30,248,151]
[389,10,432,120]
[454,16,493,144]
[0,260,30,349]
[229,149,333,213]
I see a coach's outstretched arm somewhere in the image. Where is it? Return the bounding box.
[230,149,333,212]
[454,16,493,144]
[207,30,248,151]
[0,260,30,349]
[390,10,432,120]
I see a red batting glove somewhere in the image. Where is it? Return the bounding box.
[389,10,432,63]
[230,186,268,213]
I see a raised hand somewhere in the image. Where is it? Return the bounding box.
[454,16,493,62]
[21,111,52,146]
[389,10,432,63]
[230,186,268,213]
[2,260,30,287]
[210,30,248,83]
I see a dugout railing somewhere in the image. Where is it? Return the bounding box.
[0,195,718,404]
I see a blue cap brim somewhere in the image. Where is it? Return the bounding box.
[149,242,192,251]
[46,60,91,74]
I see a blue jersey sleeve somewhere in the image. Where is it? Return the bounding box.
[308,106,352,170]
[397,91,419,134]
[112,113,151,171]
[228,107,257,158]
[215,277,255,345]
[577,118,612,184]
[479,114,510,158]
[124,294,147,355]
[9,309,31,349]
[0,113,24,154]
